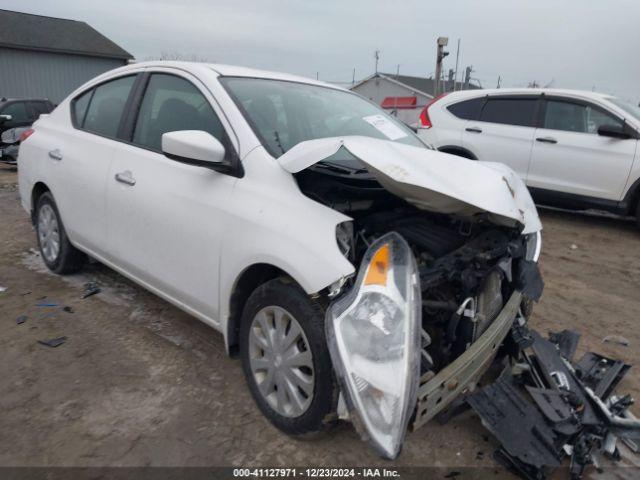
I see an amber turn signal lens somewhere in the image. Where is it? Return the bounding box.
[364,243,390,286]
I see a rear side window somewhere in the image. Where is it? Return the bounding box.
[81,75,136,138]
[29,101,52,117]
[132,73,225,151]
[447,97,484,120]
[480,97,537,127]
[73,90,92,127]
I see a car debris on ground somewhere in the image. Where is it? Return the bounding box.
[37,336,67,348]
[81,281,100,299]
[467,325,639,480]
[15,315,27,325]
[602,335,630,347]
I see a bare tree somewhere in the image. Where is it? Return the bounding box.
[143,51,211,62]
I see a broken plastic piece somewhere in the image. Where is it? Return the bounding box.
[468,369,563,470]
[548,330,580,361]
[602,335,630,347]
[36,302,59,307]
[82,282,101,299]
[16,315,27,325]
[0,286,6,293]
[37,336,67,348]
[575,352,631,400]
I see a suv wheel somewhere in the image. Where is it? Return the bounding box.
[239,277,337,435]
[35,192,86,274]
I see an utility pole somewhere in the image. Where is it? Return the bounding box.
[463,66,472,90]
[497,75,502,89]
[374,49,380,74]
[352,68,356,86]
[447,69,454,92]
[453,38,461,91]
[396,64,400,77]
[434,37,449,96]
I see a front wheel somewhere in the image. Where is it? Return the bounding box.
[239,277,337,435]
[35,192,86,274]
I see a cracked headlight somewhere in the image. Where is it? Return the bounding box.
[326,232,421,459]
[525,231,542,262]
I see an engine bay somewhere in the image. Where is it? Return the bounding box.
[296,164,543,375]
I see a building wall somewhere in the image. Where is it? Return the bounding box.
[0,47,127,103]
[351,77,431,126]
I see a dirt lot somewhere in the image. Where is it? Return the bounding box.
[1,163,639,476]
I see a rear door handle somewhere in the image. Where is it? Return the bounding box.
[114,170,136,186]
[465,127,482,133]
[48,149,63,161]
[536,137,558,144]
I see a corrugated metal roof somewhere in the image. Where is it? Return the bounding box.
[0,9,133,60]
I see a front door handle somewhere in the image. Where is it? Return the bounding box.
[48,149,63,161]
[114,170,136,186]
[465,127,482,133]
[536,137,558,144]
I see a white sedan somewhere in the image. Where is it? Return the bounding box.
[18,62,542,459]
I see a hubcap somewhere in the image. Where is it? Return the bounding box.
[249,306,314,417]
[37,204,60,263]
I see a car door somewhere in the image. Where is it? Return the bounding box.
[47,74,138,257]
[106,71,238,323]
[527,97,636,200]
[0,101,32,134]
[461,95,538,180]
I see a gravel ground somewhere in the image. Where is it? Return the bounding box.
[1,164,639,477]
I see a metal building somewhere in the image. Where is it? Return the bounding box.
[0,9,133,104]
[351,72,478,126]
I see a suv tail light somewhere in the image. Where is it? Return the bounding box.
[19,128,34,143]
[418,93,449,129]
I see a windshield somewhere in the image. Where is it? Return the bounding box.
[220,77,425,158]
[608,97,640,122]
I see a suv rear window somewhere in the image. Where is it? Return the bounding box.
[447,97,484,120]
[480,97,537,127]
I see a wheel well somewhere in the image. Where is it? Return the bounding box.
[30,182,50,224]
[226,263,289,357]
[438,146,477,160]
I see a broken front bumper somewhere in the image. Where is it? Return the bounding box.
[412,291,522,430]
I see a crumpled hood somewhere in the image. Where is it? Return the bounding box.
[277,136,542,234]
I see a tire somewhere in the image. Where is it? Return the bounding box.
[35,192,86,274]
[239,277,337,435]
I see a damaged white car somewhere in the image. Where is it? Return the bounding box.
[18,62,543,459]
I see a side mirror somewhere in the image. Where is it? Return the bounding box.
[597,123,630,139]
[161,130,228,169]
[0,114,12,123]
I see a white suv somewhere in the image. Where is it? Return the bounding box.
[417,88,640,222]
[18,62,542,459]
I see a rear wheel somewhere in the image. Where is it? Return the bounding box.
[35,192,86,274]
[239,277,337,435]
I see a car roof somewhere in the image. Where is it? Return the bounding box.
[114,61,347,92]
[441,87,616,102]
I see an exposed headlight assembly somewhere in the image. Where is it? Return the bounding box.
[326,232,421,459]
[525,230,542,262]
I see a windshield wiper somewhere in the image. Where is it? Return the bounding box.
[314,161,368,175]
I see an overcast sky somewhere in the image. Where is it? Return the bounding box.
[5,0,640,101]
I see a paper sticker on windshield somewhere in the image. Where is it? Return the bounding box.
[363,114,408,140]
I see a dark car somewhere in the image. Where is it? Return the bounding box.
[0,98,55,163]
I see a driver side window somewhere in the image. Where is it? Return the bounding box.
[543,100,623,134]
[132,74,225,152]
